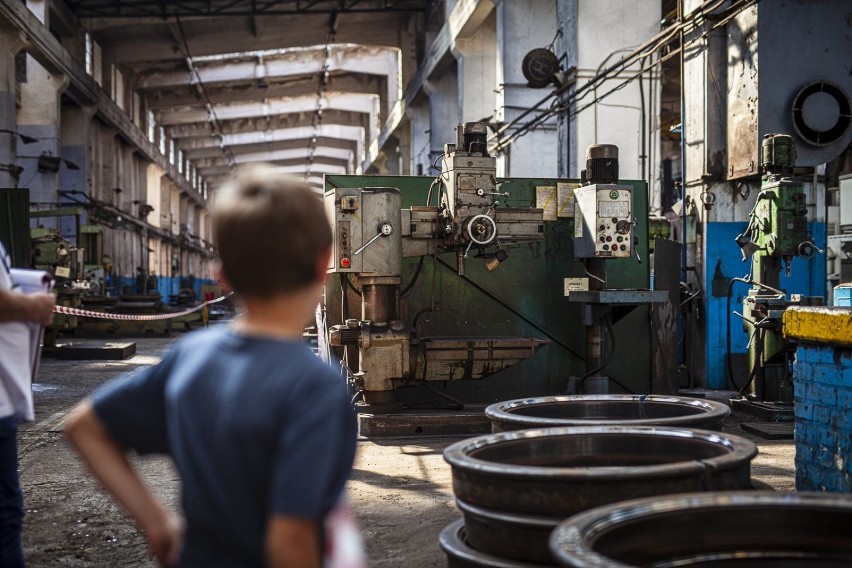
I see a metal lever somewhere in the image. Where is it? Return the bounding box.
[476,189,510,198]
[353,222,393,255]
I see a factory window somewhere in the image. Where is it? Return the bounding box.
[84,33,93,76]
[85,34,103,86]
[111,65,125,110]
[147,111,156,144]
[169,140,176,165]
[159,127,167,156]
[178,150,185,174]
[132,93,142,128]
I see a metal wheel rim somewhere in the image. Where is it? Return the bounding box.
[440,519,555,568]
[444,426,757,481]
[549,492,852,568]
[485,395,730,430]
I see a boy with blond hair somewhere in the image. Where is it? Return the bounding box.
[66,169,357,567]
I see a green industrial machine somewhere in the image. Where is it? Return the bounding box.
[323,123,657,410]
[735,134,822,416]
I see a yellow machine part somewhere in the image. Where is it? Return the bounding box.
[783,307,852,347]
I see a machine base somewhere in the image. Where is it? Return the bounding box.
[731,399,794,422]
[740,421,794,440]
[47,341,137,361]
[358,406,491,438]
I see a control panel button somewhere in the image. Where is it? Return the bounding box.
[340,257,351,268]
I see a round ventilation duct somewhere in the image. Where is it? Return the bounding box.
[791,80,850,147]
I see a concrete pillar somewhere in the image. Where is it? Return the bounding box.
[17,54,67,213]
[59,105,95,244]
[407,101,431,176]
[376,136,402,176]
[425,64,458,164]
[555,0,578,179]
[495,0,558,178]
[453,12,497,125]
[556,0,660,182]
[0,30,24,189]
[396,124,411,176]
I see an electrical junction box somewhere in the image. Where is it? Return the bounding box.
[840,174,852,232]
[573,184,633,258]
[324,187,402,276]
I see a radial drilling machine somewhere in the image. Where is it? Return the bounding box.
[735,133,822,418]
[325,123,549,411]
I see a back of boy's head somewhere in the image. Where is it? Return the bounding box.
[212,166,332,298]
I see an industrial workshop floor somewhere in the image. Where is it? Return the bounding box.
[19,334,796,567]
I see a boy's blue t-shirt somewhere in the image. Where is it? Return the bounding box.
[91,326,357,567]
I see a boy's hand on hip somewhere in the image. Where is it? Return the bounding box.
[146,511,184,568]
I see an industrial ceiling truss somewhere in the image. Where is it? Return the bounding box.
[66,0,427,18]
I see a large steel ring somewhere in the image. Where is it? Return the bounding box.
[549,492,852,567]
[444,426,756,517]
[456,498,560,565]
[440,519,552,568]
[486,395,730,432]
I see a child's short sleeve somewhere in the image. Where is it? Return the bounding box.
[91,351,175,455]
[268,374,357,519]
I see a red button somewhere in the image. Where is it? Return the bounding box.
[340,257,351,268]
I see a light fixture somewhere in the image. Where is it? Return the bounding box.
[37,154,62,173]
[0,129,38,144]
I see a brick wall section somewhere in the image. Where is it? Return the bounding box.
[794,345,852,492]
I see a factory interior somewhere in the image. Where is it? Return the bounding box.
[2,0,852,566]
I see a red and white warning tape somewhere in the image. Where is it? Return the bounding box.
[53,293,232,321]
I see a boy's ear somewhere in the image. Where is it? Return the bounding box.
[316,248,332,282]
[215,265,233,294]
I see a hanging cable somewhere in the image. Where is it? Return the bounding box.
[490,0,758,153]
[173,14,236,171]
[305,11,339,183]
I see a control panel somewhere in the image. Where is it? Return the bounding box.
[325,186,402,276]
[573,184,633,258]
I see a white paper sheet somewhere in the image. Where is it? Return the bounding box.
[9,269,52,382]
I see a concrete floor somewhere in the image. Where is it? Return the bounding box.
[18,333,795,567]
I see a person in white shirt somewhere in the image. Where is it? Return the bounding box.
[0,242,54,567]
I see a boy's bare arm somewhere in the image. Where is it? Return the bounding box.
[265,516,321,568]
[65,401,183,567]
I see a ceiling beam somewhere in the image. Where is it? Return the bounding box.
[69,1,426,18]
[204,173,328,189]
[145,72,386,111]
[178,124,365,151]
[92,13,407,64]
[133,45,400,112]
[166,108,371,139]
[157,92,379,126]
[199,160,348,177]
[184,136,358,160]
[194,147,354,169]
